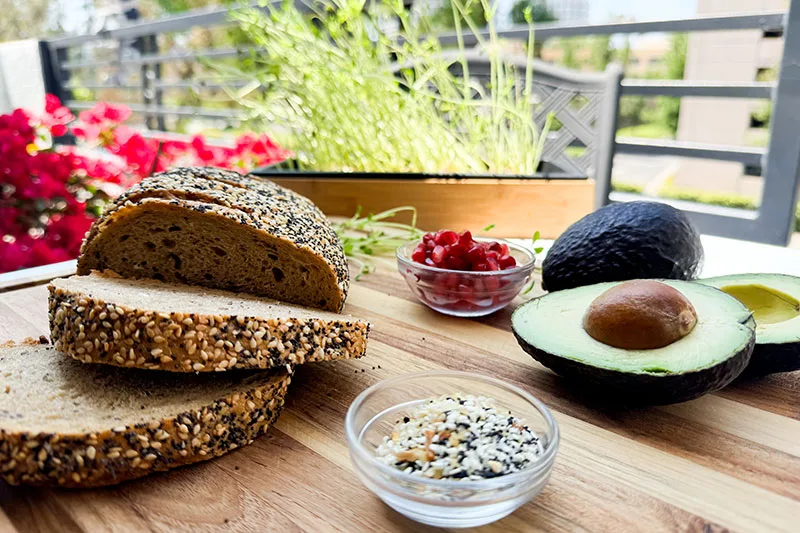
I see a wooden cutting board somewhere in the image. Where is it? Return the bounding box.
[0,265,798,533]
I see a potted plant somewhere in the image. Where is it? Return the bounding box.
[217,0,594,237]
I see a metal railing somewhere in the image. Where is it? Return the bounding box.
[40,1,800,245]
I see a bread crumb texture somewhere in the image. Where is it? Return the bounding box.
[77,167,349,312]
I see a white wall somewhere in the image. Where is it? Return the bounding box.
[0,40,46,115]
[674,0,786,199]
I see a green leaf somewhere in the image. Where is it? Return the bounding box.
[534,247,544,254]
[482,224,495,232]
[522,280,535,295]
[333,205,422,279]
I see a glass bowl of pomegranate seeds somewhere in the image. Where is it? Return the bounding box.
[397,230,536,317]
[345,371,559,528]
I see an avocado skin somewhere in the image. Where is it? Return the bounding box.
[743,343,800,378]
[512,317,755,405]
[543,202,703,292]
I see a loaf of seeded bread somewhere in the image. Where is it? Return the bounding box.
[77,167,349,312]
[49,271,369,373]
[0,339,291,487]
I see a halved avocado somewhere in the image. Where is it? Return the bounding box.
[700,274,800,377]
[512,280,755,405]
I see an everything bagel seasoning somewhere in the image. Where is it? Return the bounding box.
[375,395,543,480]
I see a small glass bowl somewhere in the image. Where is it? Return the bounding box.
[345,371,559,528]
[396,238,536,317]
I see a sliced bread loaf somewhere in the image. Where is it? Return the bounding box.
[49,271,369,372]
[0,340,291,487]
[77,167,349,312]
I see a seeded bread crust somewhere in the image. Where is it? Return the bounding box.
[49,272,370,373]
[78,167,349,312]
[0,340,291,488]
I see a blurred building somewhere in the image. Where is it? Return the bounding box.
[539,35,669,75]
[544,0,589,24]
[674,0,786,199]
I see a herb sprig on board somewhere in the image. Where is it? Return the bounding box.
[333,206,424,279]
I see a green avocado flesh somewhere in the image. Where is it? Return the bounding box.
[721,285,799,325]
[700,274,800,345]
[513,280,753,376]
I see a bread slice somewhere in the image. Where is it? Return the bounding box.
[77,167,349,312]
[0,340,291,487]
[49,271,369,372]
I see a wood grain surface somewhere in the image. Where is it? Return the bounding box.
[0,266,798,533]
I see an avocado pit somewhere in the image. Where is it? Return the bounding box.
[582,280,698,350]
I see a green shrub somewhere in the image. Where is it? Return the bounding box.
[610,182,644,194]
[659,187,757,210]
[612,182,800,233]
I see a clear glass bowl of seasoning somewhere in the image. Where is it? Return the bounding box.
[345,371,559,528]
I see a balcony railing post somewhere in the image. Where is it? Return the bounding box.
[39,42,71,104]
[756,0,800,245]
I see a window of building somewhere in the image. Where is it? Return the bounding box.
[743,165,763,177]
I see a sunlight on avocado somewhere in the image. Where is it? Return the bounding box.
[720,284,800,325]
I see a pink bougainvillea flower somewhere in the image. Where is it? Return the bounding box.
[111,131,159,178]
[74,102,132,146]
[40,94,75,137]
[1,95,292,274]
[0,238,30,273]
[46,213,94,255]
[78,102,131,126]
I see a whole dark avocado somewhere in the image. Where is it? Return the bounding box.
[542,202,703,292]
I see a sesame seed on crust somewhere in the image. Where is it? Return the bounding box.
[0,343,291,488]
[48,274,370,373]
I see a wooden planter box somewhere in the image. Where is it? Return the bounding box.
[251,170,594,238]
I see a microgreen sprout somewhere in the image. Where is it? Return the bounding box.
[333,206,424,279]
[522,231,545,295]
[221,0,552,175]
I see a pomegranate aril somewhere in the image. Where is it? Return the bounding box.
[435,230,459,246]
[444,255,467,270]
[486,257,500,271]
[431,245,446,264]
[448,242,467,257]
[467,246,486,264]
[485,277,501,292]
[411,244,427,263]
[498,254,517,269]
[440,272,460,288]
